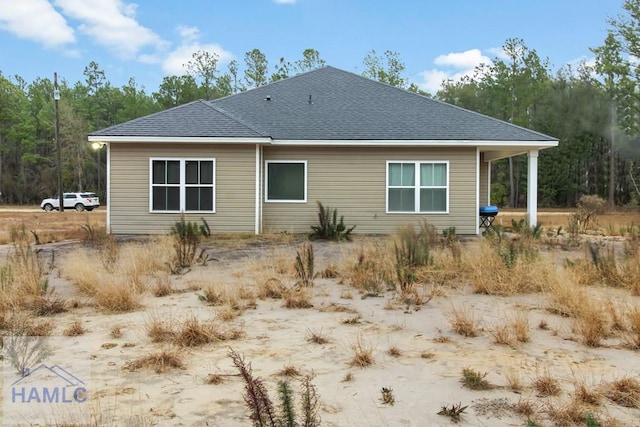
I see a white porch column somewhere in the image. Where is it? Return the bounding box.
[527,149,539,226]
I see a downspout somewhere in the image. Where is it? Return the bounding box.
[106,144,111,234]
[476,148,480,235]
[255,144,262,234]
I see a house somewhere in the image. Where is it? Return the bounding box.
[88,66,558,235]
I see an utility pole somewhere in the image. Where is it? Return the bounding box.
[54,73,64,212]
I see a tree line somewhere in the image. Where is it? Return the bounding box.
[0,0,638,208]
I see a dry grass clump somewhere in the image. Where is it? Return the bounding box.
[573,380,602,406]
[153,274,174,297]
[63,319,86,336]
[349,334,375,367]
[305,329,330,344]
[282,287,314,309]
[145,312,177,343]
[532,374,562,397]
[276,364,301,377]
[94,280,141,312]
[489,311,529,346]
[205,373,225,385]
[572,300,610,347]
[386,346,402,357]
[623,306,640,349]
[466,239,553,295]
[255,277,286,300]
[603,377,640,408]
[174,315,218,347]
[199,281,255,311]
[318,303,358,314]
[505,370,522,391]
[545,272,586,318]
[109,324,123,339]
[545,400,590,426]
[341,243,392,296]
[447,305,480,337]
[0,241,51,309]
[123,348,185,373]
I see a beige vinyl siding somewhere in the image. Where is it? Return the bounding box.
[479,153,489,206]
[263,146,478,235]
[109,143,255,234]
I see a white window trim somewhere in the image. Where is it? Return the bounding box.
[265,160,307,203]
[149,157,216,213]
[385,160,449,214]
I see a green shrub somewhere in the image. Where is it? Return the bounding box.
[170,215,210,272]
[309,201,355,241]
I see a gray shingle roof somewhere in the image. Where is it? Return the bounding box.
[89,100,263,138]
[90,66,556,142]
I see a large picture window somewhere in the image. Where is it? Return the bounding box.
[150,158,215,212]
[387,161,448,213]
[265,161,307,202]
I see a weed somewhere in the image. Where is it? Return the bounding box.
[532,374,561,397]
[228,348,321,427]
[63,319,86,336]
[80,222,107,243]
[420,351,435,359]
[437,402,468,423]
[624,306,640,349]
[573,195,606,232]
[282,287,313,309]
[505,370,522,391]
[277,364,301,377]
[349,335,375,368]
[153,274,174,297]
[447,305,479,337]
[309,201,355,241]
[145,313,176,343]
[461,367,492,390]
[94,280,141,312]
[109,325,123,339]
[174,315,216,347]
[387,346,402,357]
[393,223,432,293]
[574,380,602,405]
[380,387,395,405]
[546,400,588,425]
[294,241,314,287]
[306,329,330,344]
[206,373,225,385]
[320,264,339,278]
[341,372,354,382]
[603,377,640,408]
[124,348,185,373]
[491,322,514,346]
[345,245,389,296]
[342,315,361,325]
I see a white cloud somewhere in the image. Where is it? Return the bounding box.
[416,48,493,94]
[0,0,75,47]
[54,0,166,59]
[161,27,234,75]
[434,49,490,69]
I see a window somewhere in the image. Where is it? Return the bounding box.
[387,161,448,213]
[150,159,215,212]
[265,161,307,202]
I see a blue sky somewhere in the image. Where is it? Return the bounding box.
[0,0,626,95]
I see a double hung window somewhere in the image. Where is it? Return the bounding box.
[387,161,448,213]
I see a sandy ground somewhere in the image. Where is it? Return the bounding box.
[1,233,639,427]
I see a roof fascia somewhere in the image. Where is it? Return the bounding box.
[269,139,559,148]
[87,136,271,144]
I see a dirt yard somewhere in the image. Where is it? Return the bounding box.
[0,207,639,426]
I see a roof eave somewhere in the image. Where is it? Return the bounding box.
[268,139,559,148]
[87,136,271,144]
